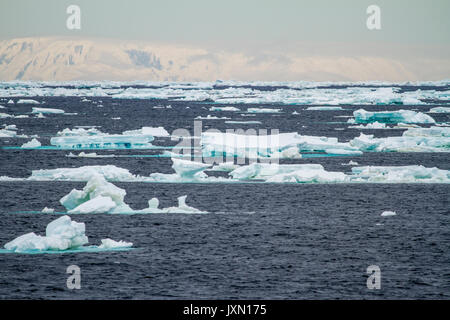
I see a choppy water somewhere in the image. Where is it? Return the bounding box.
[0,83,449,299]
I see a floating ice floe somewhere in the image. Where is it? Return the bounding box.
[0,105,4,109]
[349,121,387,129]
[30,165,138,181]
[17,99,40,104]
[121,126,170,137]
[0,124,28,138]
[195,115,230,120]
[67,152,115,158]
[60,174,206,214]
[350,126,450,152]
[209,106,240,112]
[224,121,262,124]
[247,108,282,113]
[2,215,132,253]
[21,138,41,148]
[209,161,240,172]
[350,166,450,183]
[350,109,435,124]
[428,107,450,113]
[31,107,64,114]
[306,106,344,111]
[7,99,14,104]
[381,211,397,216]
[50,126,160,149]
[341,160,359,166]
[201,131,361,159]
[41,207,55,213]
[229,163,346,183]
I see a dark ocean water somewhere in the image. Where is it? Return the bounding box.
[0,88,449,299]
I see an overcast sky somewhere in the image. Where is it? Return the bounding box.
[1,0,449,46]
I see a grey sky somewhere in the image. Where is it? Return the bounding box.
[1,0,449,47]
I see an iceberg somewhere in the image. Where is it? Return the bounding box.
[50,133,154,149]
[349,122,387,129]
[60,174,206,214]
[4,216,88,252]
[428,107,450,113]
[247,108,282,113]
[229,163,347,183]
[3,215,133,253]
[350,165,450,183]
[209,106,240,112]
[21,138,41,148]
[17,99,40,104]
[352,109,435,124]
[121,126,170,137]
[381,211,396,216]
[201,131,361,159]
[50,126,169,149]
[306,106,344,111]
[30,165,138,181]
[98,239,133,249]
[31,107,64,114]
[350,126,450,152]
[41,207,55,213]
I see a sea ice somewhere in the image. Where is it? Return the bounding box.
[21,138,41,148]
[428,107,450,113]
[60,174,206,214]
[17,99,40,104]
[352,109,435,124]
[210,106,240,112]
[4,216,88,252]
[381,211,397,216]
[31,107,64,114]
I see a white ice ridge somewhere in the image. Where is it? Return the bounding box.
[60,174,206,214]
[350,126,450,152]
[350,109,435,124]
[16,99,40,104]
[3,215,132,253]
[228,163,450,183]
[30,165,138,181]
[209,106,240,112]
[381,211,397,216]
[247,108,282,113]
[0,124,28,138]
[428,107,450,113]
[21,138,41,148]
[201,131,361,158]
[31,107,64,114]
[306,106,344,111]
[49,126,170,149]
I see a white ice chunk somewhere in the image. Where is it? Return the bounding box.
[381,211,397,216]
[41,207,55,213]
[352,109,435,124]
[30,165,137,181]
[21,138,41,148]
[32,107,64,114]
[98,238,133,249]
[428,107,450,113]
[17,99,39,104]
[210,106,240,112]
[4,216,88,252]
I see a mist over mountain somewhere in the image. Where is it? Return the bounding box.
[0,37,447,81]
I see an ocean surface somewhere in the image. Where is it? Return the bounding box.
[0,81,449,299]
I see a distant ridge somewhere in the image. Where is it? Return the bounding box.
[0,37,445,81]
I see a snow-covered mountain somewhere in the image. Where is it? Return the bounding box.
[0,37,444,81]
